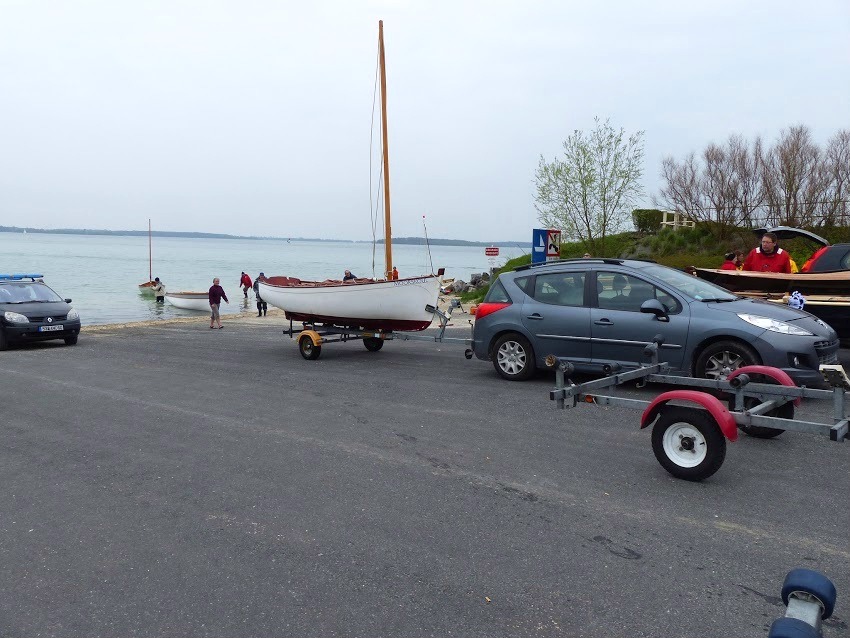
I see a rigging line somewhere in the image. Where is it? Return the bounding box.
[370,46,381,278]
[422,215,435,275]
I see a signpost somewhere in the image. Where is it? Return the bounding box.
[485,246,499,271]
[532,229,561,264]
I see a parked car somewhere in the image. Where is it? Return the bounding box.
[471,258,839,386]
[0,274,81,350]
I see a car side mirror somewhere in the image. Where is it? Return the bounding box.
[64,298,72,303]
[640,298,668,321]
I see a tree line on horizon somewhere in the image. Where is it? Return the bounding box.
[0,226,528,246]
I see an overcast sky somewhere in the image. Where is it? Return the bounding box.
[1,1,848,242]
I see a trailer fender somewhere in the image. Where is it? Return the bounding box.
[299,329,322,347]
[640,390,738,442]
[727,365,801,406]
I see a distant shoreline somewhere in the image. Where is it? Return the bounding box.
[3,226,529,248]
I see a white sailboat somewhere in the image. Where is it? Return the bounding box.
[165,291,209,311]
[259,21,441,331]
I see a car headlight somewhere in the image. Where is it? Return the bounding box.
[67,308,79,320]
[4,311,29,324]
[737,313,813,336]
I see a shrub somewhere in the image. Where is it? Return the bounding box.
[632,209,665,234]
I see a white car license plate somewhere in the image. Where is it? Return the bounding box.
[39,325,64,332]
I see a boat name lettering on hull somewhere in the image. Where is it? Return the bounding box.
[394,278,430,286]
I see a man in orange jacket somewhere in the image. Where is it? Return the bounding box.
[742,232,791,273]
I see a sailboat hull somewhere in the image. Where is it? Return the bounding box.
[139,281,156,295]
[259,276,441,331]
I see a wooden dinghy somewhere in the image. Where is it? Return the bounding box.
[165,292,209,312]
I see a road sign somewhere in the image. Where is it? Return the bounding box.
[485,247,499,256]
[546,230,561,261]
[532,229,561,263]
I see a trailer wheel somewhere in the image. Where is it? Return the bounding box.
[651,406,726,481]
[363,337,384,352]
[781,568,837,619]
[730,376,789,439]
[299,335,321,360]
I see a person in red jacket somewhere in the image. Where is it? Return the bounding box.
[742,233,792,273]
[240,271,252,298]
[720,250,744,270]
[720,252,738,270]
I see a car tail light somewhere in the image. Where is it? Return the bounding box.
[474,302,511,320]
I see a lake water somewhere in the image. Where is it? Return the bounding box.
[3,232,526,325]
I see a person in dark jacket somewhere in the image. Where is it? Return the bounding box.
[253,272,268,317]
[152,277,166,303]
[208,277,229,329]
[343,270,356,281]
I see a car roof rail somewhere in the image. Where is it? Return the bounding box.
[514,258,624,272]
[0,273,44,281]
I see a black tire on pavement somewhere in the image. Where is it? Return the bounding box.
[491,333,536,381]
[299,335,321,360]
[0,327,6,351]
[64,334,79,346]
[651,406,727,481]
[734,375,790,439]
[363,337,384,352]
[694,340,759,381]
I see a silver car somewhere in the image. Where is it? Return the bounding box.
[471,258,839,385]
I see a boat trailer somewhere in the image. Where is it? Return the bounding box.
[547,335,849,481]
[282,299,472,360]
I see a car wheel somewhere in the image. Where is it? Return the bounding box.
[695,340,759,381]
[64,334,78,346]
[0,327,6,351]
[492,333,535,381]
[363,337,384,352]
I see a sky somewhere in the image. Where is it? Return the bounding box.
[1,1,848,242]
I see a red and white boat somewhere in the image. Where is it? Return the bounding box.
[258,21,441,332]
[259,275,441,331]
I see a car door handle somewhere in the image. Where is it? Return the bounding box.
[526,314,543,320]
[594,318,613,325]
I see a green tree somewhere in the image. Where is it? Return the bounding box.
[534,118,645,256]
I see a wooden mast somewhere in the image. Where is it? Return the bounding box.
[378,20,392,279]
[148,219,152,282]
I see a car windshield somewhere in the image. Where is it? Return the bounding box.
[0,282,64,303]
[640,265,737,301]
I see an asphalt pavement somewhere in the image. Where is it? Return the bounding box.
[0,313,847,637]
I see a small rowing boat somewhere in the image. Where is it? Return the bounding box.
[165,292,209,312]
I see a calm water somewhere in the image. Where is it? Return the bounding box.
[3,232,525,325]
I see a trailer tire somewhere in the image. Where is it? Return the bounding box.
[730,375,789,439]
[363,337,384,352]
[651,406,726,481]
[299,335,321,360]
